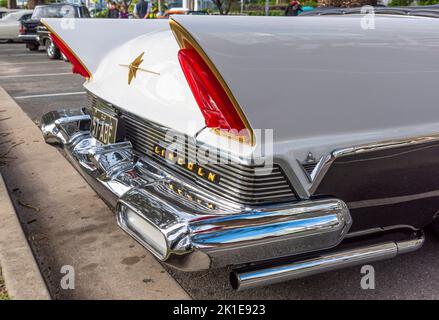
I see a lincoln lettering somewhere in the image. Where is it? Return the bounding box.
[153,144,220,184]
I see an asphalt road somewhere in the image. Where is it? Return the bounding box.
[1,42,439,299]
[0,43,85,123]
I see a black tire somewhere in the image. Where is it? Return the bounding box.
[27,42,39,51]
[46,38,61,59]
[431,218,439,238]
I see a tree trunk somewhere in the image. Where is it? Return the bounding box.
[7,0,17,9]
[27,0,45,9]
[215,0,224,14]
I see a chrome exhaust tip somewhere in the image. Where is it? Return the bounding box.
[231,233,424,291]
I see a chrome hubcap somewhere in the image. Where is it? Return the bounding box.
[47,41,54,56]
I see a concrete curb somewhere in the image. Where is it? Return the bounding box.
[0,174,51,300]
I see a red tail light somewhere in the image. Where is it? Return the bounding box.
[178,48,250,142]
[50,32,91,79]
[19,24,25,34]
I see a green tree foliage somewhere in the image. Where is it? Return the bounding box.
[417,0,439,4]
[211,0,239,14]
[387,0,413,6]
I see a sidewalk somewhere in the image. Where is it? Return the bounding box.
[0,86,190,299]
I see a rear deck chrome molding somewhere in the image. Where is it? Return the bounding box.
[309,134,439,195]
[231,232,425,291]
[40,108,352,271]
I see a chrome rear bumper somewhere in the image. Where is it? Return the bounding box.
[40,108,352,271]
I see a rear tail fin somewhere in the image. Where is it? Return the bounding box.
[41,18,169,78]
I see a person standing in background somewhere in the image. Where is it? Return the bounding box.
[134,0,150,18]
[285,0,303,16]
[107,1,120,18]
[119,4,129,18]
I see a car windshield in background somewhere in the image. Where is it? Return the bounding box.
[20,14,32,21]
[31,5,76,19]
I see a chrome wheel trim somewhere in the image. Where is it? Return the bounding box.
[47,40,55,57]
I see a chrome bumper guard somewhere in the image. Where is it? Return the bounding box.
[40,109,352,271]
[18,34,38,41]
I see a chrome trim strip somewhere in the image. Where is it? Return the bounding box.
[309,134,439,194]
[231,232,425,291]
[348,189,439,209]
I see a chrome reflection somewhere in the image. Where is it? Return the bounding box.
[40,108,352,271]
[231,232,425,291]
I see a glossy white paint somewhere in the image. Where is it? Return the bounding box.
[42,18,205,136]
[41,19,168,75]
[0,10,32,40]
[42,16,439,196]
[87,29,206,136]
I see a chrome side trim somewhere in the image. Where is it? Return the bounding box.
[309,134,439,194]
[231,232,425,291]
[347,189,439,209]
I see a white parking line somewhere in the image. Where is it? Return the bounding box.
[1,53,45,56]
[0,72,72,79]
[0,61,58,66]
[14,91,85,99]
[0,47,32,51]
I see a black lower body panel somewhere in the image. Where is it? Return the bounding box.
[314,140,439,232]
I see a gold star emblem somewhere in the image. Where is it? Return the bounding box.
[119,52,160,85]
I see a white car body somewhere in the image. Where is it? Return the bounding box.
[42,16,439,196]
[0,9,32,41]
[39,15,439,290]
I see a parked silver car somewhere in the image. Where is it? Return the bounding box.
[0,10,32,42]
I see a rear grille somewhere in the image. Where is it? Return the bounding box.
[86,92,297,205]
[302,162,318,176]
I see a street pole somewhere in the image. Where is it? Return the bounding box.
[265,0,269,16]
[240,0,243,15]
